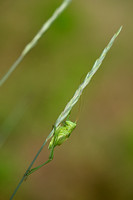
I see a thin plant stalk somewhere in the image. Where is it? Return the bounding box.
[9,26,122,200]
[0,0,72,87]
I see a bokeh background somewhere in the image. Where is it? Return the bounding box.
[0,0,133,199]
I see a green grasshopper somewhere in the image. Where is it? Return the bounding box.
[26,116,76,176]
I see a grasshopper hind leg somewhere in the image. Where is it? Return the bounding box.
[25,147,54,176]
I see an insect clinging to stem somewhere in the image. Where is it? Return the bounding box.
[25,112,77,176]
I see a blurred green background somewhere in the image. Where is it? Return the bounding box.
[0,0,133,199]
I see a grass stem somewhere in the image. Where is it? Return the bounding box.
[0,0,72,87]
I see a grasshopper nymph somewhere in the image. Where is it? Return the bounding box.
[26,117,76,176]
